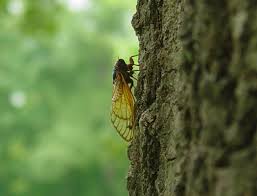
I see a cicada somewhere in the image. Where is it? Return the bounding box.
[111,55,138,141]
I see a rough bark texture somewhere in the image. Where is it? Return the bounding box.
[127,0,257,196]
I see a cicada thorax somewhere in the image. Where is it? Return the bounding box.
[114,59,134,88]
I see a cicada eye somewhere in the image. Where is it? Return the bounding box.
[118,59,126,64]
[112,70,116,83]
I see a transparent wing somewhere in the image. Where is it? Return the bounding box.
[111,72,134,141]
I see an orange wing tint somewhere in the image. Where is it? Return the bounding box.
[111,73,134,141]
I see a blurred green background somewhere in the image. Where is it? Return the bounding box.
[0,0,138,195]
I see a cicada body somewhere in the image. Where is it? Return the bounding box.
[111,55,138,141]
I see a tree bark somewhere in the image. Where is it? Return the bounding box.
[128,0,257,196]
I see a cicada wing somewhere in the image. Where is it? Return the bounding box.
[111,73,134,141]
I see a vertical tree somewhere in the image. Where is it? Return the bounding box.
[128,1,257,196]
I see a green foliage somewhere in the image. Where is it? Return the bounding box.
[0,0,138,195]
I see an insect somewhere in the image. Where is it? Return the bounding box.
[111,55,138,141]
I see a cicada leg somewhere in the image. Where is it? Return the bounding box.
[127,54,139,70]
[129,54,138,65]
[127,54,141,89]
[128,77,134,89]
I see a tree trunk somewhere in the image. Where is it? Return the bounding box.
[127,0,257,196]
